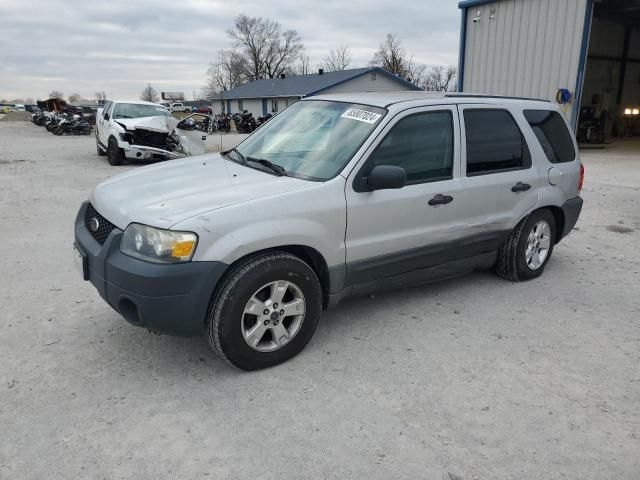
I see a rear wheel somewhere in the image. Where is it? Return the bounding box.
[207,252,322,370]
[107,137,124,166]
[496,209,556,281]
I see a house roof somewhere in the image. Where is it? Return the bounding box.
[208,67,421,100]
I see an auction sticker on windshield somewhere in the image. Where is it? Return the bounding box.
[340,108,382,124]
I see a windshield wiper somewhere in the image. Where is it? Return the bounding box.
[246,157,288,176]
[222,147,246,164]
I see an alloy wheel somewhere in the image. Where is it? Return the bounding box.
[525,220,551,270]
[241,280,306,352]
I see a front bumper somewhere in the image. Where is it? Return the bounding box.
[74,202,227,337]
[122,143,184,161]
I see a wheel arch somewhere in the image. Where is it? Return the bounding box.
[210,245,332,316]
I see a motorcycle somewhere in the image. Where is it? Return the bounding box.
[232,110,257,134]
[215,114,231,133]
[53,114,92,135]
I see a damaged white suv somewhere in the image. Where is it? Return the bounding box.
[96,100,207,165]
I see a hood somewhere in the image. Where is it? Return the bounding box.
[115,115,178,133]
[90,153,315,229]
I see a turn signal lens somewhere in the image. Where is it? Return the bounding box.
[172,240,196,258]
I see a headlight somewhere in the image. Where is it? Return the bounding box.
[121,223,197,263]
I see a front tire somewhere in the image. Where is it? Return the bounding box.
[207,252,322,370]
[496,209,556,281]
[107,137,124,166]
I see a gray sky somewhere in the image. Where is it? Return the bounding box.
[0,0,461,101]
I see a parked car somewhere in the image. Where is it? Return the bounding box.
[195,105,213,114]
[14,104,26,111]
[168,102,191,113]
[95,100,207,165]
[74,92,583,370]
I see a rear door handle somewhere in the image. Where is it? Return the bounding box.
[511,182,531,192]
[428,194,454,206]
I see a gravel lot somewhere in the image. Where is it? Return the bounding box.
[1,121,639,479]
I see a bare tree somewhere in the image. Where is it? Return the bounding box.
[204,49,250,97]
[140,84,159,102]
[297,54,311,75]
[423,65,457,92]
[227,14,304,80]
[370,34,408,77]
[264,28,304,78]
[48,90,64,100]
[95,91,107,102]
[67,93,82,103]
[323,46,352,71]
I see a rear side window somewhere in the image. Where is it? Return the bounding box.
[523,110,576,163]
[464,109,531,175]
[366,111,454,184]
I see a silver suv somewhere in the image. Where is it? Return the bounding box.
[74,92,584,370]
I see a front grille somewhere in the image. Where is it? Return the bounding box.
[84,203,116,245]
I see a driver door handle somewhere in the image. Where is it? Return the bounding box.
[511,182,531,192]
[428,194,454,206]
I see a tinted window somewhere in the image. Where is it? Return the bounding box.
[366,111,454,184]
[464,109,530,175]
[523,110,575,163]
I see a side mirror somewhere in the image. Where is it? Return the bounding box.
[103,113,109,121]
[365,165,407,191]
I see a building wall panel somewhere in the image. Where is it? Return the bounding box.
[462,0,588,105]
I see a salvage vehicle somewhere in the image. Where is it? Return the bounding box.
[95,100,208,165]
[74,92,584,370]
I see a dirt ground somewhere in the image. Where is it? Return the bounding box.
[1,121,639,479]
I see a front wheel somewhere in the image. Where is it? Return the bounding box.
[107,137,124,166]
[496,209,556,281]
[207,252,322,370]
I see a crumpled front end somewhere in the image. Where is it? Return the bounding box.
[116,115,206,160]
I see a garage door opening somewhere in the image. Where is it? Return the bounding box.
[578,0,640,148]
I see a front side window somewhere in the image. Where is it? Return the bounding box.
[363,111,454,184]
[113,103,170,119]
[464,109,530,175]
[523,110,575,163]
[233,100,386,181]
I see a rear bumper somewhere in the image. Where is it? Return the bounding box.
[74,202,227,337]
[558,196,583,241]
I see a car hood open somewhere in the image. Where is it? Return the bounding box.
[91,153,315,230]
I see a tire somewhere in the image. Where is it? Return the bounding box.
[496,208,556,281]
[107,137,124,166]
[207,251,322,370]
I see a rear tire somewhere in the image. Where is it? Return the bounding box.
[107,137,124,166]
[207,252,322,370]
[496,209,556,281]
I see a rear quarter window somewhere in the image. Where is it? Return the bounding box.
[523,110,576,163]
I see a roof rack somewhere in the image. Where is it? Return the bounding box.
[445,93,550,102]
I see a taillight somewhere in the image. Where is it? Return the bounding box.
[578,163,584,193]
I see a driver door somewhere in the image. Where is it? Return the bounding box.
[344,105,466,284]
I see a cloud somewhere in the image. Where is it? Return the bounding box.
[0,0,460,100]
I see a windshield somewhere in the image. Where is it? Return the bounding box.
[113,103,170,119]
[233,100,386,180]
